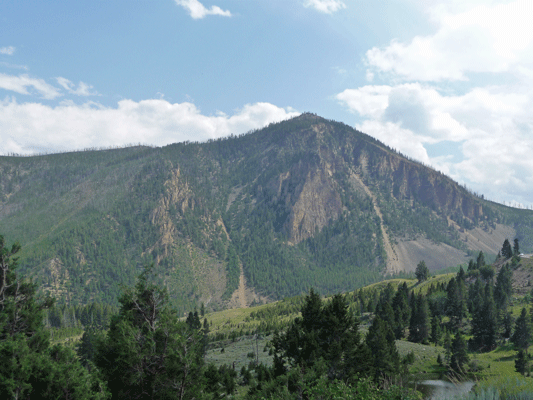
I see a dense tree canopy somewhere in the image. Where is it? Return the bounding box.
[0,235,108,400]
[96,265,204,400]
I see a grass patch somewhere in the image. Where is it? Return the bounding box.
[205,335,273,371]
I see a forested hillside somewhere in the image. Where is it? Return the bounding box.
[1,113,532,312]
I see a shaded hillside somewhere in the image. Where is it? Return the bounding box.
[1,113,532,311]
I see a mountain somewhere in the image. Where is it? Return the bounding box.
[1,113,532,312]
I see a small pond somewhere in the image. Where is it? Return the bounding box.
[414,380,475,399]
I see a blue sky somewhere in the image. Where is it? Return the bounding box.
[1,0,532,207]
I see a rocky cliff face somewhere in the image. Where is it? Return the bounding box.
[265,162,342,244]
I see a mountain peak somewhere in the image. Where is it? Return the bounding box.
[1,115,532,310]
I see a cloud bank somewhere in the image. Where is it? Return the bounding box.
[339,0,533,205]
[0,98,299,155]
[366,0,533,81]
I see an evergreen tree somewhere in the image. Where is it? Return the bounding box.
[467,259,476,272]
[437,353,443,367]
[186,311,201,330]
[494,264,513,309]
[0,235,108,400]
[457,266,466,285]
[272,289,371,383]
[444,330,452,365]
[77,326,105,367]
[511,308,531,351]
[479,265,495,282]
[96,265,204,400]
[502,239,513,259]
[450,332,469,373]
[392,284,410,339]
[366,315,400,381]
[470,283,497,352]
[375,297,395,330]
[514,238,520,256]
[415,261,429,283]
[430,315,442,346]
[515,349,528,375]
[446,278,466,330]
[476,251,486,269]
[502,311,513,340]
[408,294,430,344]
[468,278,483,314]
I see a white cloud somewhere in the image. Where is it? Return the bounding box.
[366,0,533,81]
[337,82,533,204]
[174,0,231,19]
[56,77,99,96]
[0,98,299,155]
[0,73,61,99]
[0,46,15,55]
[336,86,391,119]
[303,0,346,14]
[0,62,28,71]
[336,0,533,205]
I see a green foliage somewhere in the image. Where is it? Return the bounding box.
[96,265,205,400]
[511,308,530,351]
[415,261,429,283]
[3,115,531,313]
[446,277,467,330]
[0,235,109,399]
[451,331,469,373]
[495,264,513,309]
[408,294,430,344]
[502,239,513,259]
[272,289,370,382]
[366,315,401,381]
[515,349,528,376]
[470,283,497,352]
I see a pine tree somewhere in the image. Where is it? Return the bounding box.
[514,238,520,256]
[415,261,429,283]
[511,308,531,351]
[457,266,466,284]
[502,311,513,340]
[446,278,466,330]
[437,353,443,366]
[392,284,410,339]
[476,251,486,269]
[470,283,497,352]
[515,349,528,375]
[408,294,430,344]
[502,239,513,259]
[431,315,442,346]
[444,330,452,365]
[0,235,107,400]
[272,289,371,383]
[366,315,400,381]
[494,264,513,309]
[96,264,204,400]
[450,332,469,373]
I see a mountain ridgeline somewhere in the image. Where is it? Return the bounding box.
[1,113,532,312]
